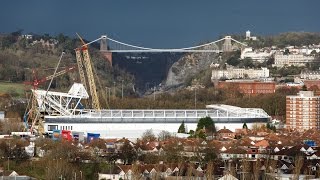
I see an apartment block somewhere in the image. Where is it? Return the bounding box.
[273,54,315,67]
[211,67,269,80]
[286,91,320,131]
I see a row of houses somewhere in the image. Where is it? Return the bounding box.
[94,128,320,179]
[241,46,319,67]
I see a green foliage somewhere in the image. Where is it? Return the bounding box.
[301,85,307,91]
[271,65,304,77]
[226,51,241,66]
[266,123,276,132]
[0,82,25,97]
[197,130,207,140]
[196,116,216,133]
[243,123,248,129]
[246,32,320,48]
[239,57,254,68]
[227,56,240,66]
[202,147,217,162]
[118,140,137,164]
[178,121,186,133]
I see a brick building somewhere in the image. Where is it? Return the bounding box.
[218,81,276,95]
[286,91,320,131]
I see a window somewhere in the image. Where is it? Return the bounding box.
[48,125,58,131]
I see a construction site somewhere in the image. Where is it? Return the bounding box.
[22,34,270,140]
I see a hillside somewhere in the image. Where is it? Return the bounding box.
[0,31,135,97]
[1,31,320,97]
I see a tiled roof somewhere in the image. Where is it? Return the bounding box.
[223,147,247,154]
[217,128,233,134]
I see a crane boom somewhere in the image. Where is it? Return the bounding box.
[24,66,76,89]
[45,66,75,81]
[75,33,101,110]
[81,46,101,110]
[75,49,88,91]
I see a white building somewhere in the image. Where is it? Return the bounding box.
[22,34,33,40]
[300,70,320,80]
[245,30,257,41]
[273,54,316,67]
[241,47,271,62]
[211,66,269,80]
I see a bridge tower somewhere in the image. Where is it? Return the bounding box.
[100,35,112,66]
[222,36,232,52]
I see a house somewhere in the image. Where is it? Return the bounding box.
[265,173,315,180]
[0,170,35,180]
[98,165,125,180]
[218,173,238,180]
[220,147,247,160]
[217,128,235,139]
[105,139,117,153]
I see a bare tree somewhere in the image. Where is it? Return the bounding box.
[186,163,193,179]
[240,159,251,180]
[131,163,142,180]
[0,118,24,134]
[45,158,78,180]
[158,130,172,141]
[141,129,157,142]
[151,163,162,180]
[253,159,261,180]
[206,161,215,179]
[293,155,304,180]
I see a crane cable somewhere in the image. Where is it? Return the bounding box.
[31,51,65,134]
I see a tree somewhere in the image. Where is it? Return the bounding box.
[241,57,254,68]
[141,129,156,142]
[266,123,276,132]
[202,145,217,163]
[178,121,186,133]
[45,158,78,180]
[243,123,248,129]
[227,56,240,66]
[158,130,172,141]
[196,116,216,134]
[0,118,24,134]
[301,85,307,91]
[162,140,183,163]
[118,140,137,165]
[284,49,290,55]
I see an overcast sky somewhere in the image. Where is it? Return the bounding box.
[0,0,319,48]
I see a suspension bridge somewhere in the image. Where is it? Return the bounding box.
[83,35,247,53]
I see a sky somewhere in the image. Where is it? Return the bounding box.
[0,0,319,48]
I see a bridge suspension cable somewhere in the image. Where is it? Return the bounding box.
[81,35,247,53]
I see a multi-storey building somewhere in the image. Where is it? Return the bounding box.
[211,67,269,80]
[300,70,320,80]
[241,47,271,62]
[286,91,320,131]
[273,54,316,67]
[218,80,276,95]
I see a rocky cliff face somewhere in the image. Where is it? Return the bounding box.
[164,46,220,89]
